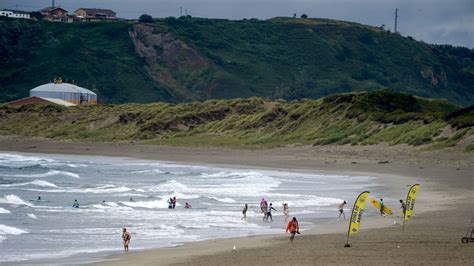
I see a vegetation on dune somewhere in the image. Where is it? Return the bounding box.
[0,17,473,105]
[0,91,472,150]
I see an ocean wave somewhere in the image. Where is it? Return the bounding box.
[131,169,166,174]
[26,213,38,219]
[148,180,188,192]
[27,185,134,194]
[160,192,200,200]
[0,207,10,214]
[121,200,168,209]
[0,179,58,188]
[0,224,28,236]
[0,194,33,207]
[207,196,236,203]
[0,153,54,163]
[8,170,80,179]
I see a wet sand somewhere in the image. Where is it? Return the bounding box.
[0,136,473,265]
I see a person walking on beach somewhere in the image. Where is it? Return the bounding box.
[380,198,385,216]
[122,228,131,252]
[399,199,406,216]
[260,198,268,215]
[283,203,289,221]
[264,203,277,222]
[242,203,248,221]
[172,197,177,209]
[286,217,300,243]
[338,200,347,220]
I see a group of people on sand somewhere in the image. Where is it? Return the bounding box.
[240,199,297,242]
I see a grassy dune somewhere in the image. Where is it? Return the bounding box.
[0,91,472,151]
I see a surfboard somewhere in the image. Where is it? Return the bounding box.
[29,199,49,202]
[370,198,393,215]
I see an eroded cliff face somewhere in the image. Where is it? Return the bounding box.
[129,23,213,100]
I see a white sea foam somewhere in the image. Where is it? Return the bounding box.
[0,195,33,207]
[0,224,28,235]
[208,197,236,203]
[9,170,80,179]
[0,207,10,214]
[26,213,37,219]
[131,169,166,174]
[0,153,54,164]
[26,185,133,194]
[0,179,58,188]
[121,200,168,209]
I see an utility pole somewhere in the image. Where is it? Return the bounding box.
[394,8,399,33]
[180,6,182,17]
[185,9,188,16]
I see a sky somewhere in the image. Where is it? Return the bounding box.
[1,0,472,48]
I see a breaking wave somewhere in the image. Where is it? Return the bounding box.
[0,195,33,207]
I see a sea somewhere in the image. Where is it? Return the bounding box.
[0,152,384,264]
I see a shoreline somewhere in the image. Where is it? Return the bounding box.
[1,136,473,265]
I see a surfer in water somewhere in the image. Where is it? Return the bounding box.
[129,197,134,202]
[242,203,248,220]
[184,202,192,209]
[37,196,42,201]
[72,199,80,208]
[338,200,347,220]
[283,203,289,221]
[399,199,406,216]
[122,228,131,252]
[264,203,277,222]
[286,217,300,243]
[172,197,177,209]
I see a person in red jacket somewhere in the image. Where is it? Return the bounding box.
[286,217,300,243]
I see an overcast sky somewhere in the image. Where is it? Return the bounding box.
[1,0,472,48]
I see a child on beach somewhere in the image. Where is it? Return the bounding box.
[338,200,347,220]
[260,198,268,216]
[122,228,131,252]
[283,203,289,221]
[286,217,300,243]
[242,203,248,220]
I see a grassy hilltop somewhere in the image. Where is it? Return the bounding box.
[0,91,472,151]
[0,17,473,105]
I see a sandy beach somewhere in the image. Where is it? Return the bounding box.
[0,136,473,265]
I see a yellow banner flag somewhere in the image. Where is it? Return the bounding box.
[348,191,370,236]
[404,184,420,222]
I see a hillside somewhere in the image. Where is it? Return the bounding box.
[1,17,473,105]
[0,91,472,151]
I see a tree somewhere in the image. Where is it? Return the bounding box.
[300,14,308,19]
[139,14,153,23]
